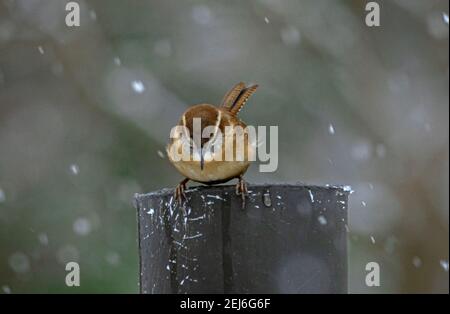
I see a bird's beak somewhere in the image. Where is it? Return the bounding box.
[200,148,205,171]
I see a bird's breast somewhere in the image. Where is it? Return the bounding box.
[167,139,252,183]
[171,158,250,184]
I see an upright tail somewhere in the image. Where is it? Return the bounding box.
[221,82,258,115]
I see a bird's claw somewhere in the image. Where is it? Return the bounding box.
[235,176,248,209]
[174,179,188,206]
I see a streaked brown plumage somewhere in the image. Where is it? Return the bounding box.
[166,82,259,206]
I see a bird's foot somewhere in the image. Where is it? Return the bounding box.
[174,178,189,206]
[235,175,248,209]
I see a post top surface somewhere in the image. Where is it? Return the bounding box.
[134,183,352,201]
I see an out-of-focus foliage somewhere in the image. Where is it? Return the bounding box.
[0,0,448,293]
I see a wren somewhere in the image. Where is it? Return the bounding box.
[167,82,259,208]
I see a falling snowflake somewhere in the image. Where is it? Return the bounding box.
[2,285,11,294]
[8,252,30,273]
[131,80,145,94]
[328,124,335,135]
[443,12,449,25]
[69,164,79,175]
[73,217,92,236]
[0,188,5,203]
[38,233,49,246]
[280,26,301,46]
[440,259,449,272]
[89,10,97,21]
[317,215,327,225]
[412,256,422,268]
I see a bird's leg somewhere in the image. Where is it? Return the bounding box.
[235,175,248,209]
[174,178,189,205]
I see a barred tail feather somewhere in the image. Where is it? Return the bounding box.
[221,82,246,109]
[228,84,258,115]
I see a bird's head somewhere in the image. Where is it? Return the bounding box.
[180,104,222,170]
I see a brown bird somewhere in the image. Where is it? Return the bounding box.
[167,82,259,207]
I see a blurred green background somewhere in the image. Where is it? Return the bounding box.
[0,0,448,293]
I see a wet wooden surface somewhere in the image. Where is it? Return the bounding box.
[134,184,349,294]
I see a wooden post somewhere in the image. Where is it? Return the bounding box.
[134,184,349,294]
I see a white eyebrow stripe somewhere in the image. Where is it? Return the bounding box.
[203,109,222,151]
[214,110,222,133]
[210,109,222,143]
[181,113,194,147]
